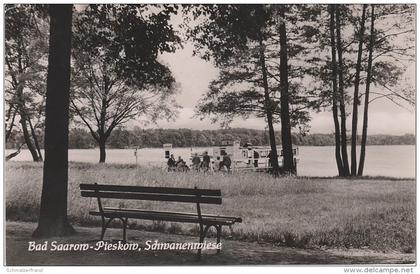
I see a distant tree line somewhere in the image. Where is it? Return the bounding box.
[6,127,415,149]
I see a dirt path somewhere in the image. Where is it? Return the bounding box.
[6,221,415,266]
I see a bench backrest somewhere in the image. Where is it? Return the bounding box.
[80,183,222,205]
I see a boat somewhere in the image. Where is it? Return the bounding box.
[163,140,299,172]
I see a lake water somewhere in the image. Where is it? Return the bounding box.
[6,145,415,178]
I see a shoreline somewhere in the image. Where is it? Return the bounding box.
[5,161,416,181]
[5,145,415,178]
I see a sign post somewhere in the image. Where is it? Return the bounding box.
[134,147,138,166]
[163,144,172,159]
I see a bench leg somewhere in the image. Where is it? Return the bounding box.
[100,217,128,242]
[196,226,204,259]
[216,225,222,254]
[120,217,128,242]
[100,217,106,240]
[196,234,203,260]
[197,225,215,260]
[229,225,234,237]
[101,218,114,241]
[197,224,211,260]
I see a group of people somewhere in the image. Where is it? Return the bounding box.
[167,151,232,172]
[191,151,211,171]
[214,153,232,172]
[167,154,189,172]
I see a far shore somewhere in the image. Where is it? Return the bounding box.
[5,144,417,151]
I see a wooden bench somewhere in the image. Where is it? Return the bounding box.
[80,183,242,257]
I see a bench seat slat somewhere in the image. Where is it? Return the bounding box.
[80,184,221,196]
[103,207,242,222]
[89,209,241,225]
[81,191,222,204]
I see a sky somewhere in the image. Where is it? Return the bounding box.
[7,4,413,137]
[141,10,416,135]
[143,43,415,135]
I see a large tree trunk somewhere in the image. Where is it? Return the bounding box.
[278,6,295,175]
[329,4,344,176]
[33,4,74,238]
[335,6,350,176]
[99,137,107,163]
[258,38,280,177]
[350,4,367,176]
[358,5,375,176]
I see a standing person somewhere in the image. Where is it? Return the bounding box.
[220,153,232,172]
[253,150,260,167]
[213,156,221,172]
[192,153,201,170]
[167,154,176,171]
[267,150,273,167]
[202,151,211,172]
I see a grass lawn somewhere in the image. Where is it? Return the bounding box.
[5,161,415,253]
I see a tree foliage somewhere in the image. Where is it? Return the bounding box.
[187,4,325,175]
[190,5,315,130]
[70,4,182,162]
[298,4,415,176]
[5,4,49,161]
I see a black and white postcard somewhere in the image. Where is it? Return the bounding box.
[3,2,416,272]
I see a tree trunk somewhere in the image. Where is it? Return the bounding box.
[6,143,24,161]
[358,5,375,176]
[278,6,295,175]
[7,38,42,162]
[28,118,43,161]
[329,4,344,176]
[6,149,21,161]
[99,137,107,163]
[20,115,40,162]
[258,38,280,177]
[335,6,350,176]
[33,4,74,238]
[16,84,41,162]
[6,107,17,142]
[350,4,367,176]
[5,50,41,161]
